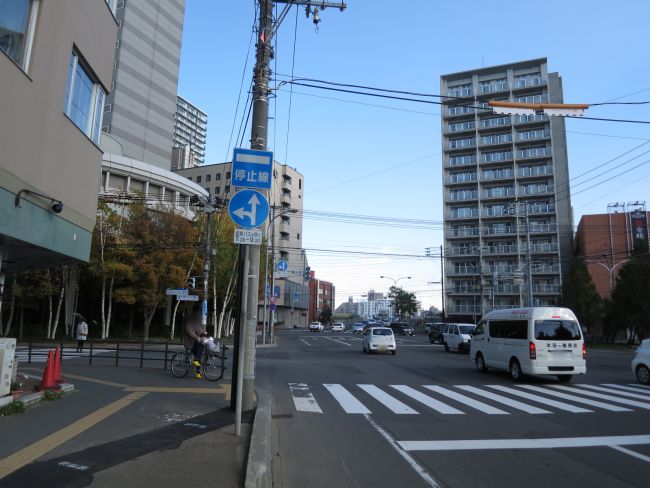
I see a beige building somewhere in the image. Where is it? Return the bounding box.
[0,0,118,273]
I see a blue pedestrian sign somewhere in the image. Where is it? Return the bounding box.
[276,260,288,272]
[232,148,273,189]
[265,285,281,298]
[228,189,269,229]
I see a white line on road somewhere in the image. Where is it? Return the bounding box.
[628,383,650,390]
[398,434,650,452]
[358,385,419,414]
[517,385,631,412]
[455,385,551,414]
[322,336,352,346]
[547,384,650,410]
[363,414,441,488]
[577,384,650,400]
[609,445,650,463]
[324,384,371,414]
[423,386,509,415]
[487,385,592,413]
[288,383,322,413]
[299,338,311,347]
[390,385,464,414]
[603,384,650,396]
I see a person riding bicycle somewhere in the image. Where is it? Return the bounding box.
[184,312,206,379]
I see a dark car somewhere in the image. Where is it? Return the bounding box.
[427,322,446,344]
[389,322,414,336]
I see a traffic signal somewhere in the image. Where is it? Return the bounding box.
[187,277,196,289]
[303,266,311,282]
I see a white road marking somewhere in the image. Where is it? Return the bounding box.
[517,385,631,412]
[423,386,509,415]
[322,336,352,346]
[398,434,650,452]
[324,384,371,414]
[288,383,323,413]
[548,384,650,410]
[390,385,464,414]
[487,385,592,413]
[602,384,650,396]
[628,383,650,390]
[609,445,650,463]
[358,385,419,414]
[456,385,551,414]
[299,338,311,347]
[580,384,650,400]
[363,414,441,488]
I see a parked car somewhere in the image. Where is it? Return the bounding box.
[331,322,345,332]
[442,323,476,353]
[363,327,397,355]
[470,307,587,382]
[351,323,365,334]
[389,322,414,336]
[309,322,324,332]
[427,322,447,344]
[632,339,650,385]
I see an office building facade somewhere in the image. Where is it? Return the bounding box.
[172,95,207,167]
[0,0,117,273]
[102,0,185,169]
[441,58,572,321]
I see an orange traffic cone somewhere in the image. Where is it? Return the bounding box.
[53,347,63,383]
[39,350,58,390]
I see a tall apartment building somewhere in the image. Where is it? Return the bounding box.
[441,58,572,321]
[1,0,117,274]
[102,0,186,169]
[308,272,335,323]
[172,95,207,167]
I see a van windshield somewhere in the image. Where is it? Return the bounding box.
[458,325,475,334]
[534,320,581,340]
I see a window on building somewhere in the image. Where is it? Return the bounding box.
[215,187,220,194]
[187,176,192,181]
[297,233,300,240]
[0,0,39,70]
[225,185,230,193]
[226,172,231,179]
[216,173,221,181]
[64,51,106,144]
[206,174,211,182]
[205,187,210,194]
[196,175,202,183]
[299,179,302,190]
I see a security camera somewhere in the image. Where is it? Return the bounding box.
[50,201,63,213]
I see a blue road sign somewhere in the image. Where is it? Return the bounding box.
[276,260,288,272]
[265,285,281,298]
[232,148,273,189]
[270,303,276,311]
[292,292,300,301]
[228,189,269,229]
[202,300,208,320]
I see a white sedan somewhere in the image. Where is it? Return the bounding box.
[363,327,397,355]
[309,322,324,332]
[331,322,345,332]
[632,339,650,385]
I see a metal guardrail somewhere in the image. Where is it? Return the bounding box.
[21,337,228,371]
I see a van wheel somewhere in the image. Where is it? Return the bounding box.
[557,375,572,383]
[636,364,650,385]
[509,359,523,382]
[444,343,450,352]
[475,353,487,372]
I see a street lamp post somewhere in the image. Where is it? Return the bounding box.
[380,275,411,287]
[587,258,629,296]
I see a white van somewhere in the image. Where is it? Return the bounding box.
[470,307,586,382]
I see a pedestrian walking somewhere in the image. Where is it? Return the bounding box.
[76,317,89,353]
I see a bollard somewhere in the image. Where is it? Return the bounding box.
[89,340,94,365]
[115,341,120,366]
[163,342,169,370]
[28,337,33,364]
[139,341,145,368]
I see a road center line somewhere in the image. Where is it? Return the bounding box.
[363,414,441,488]
[398,434,650,452]
[299,338,311,347]
[0,391,147,479]
[322,336,352,346]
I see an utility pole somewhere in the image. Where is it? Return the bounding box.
[202,208,212,327]
[524,203,534,307]
[439,244,445,322]
[235,0,347,415]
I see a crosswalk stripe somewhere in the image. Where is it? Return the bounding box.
[390,385,464,414]
[602,384,650,396]
[455,385,551,414]
[288,383,323,413]
[628,383,650,390]
[487,385,592,413]
[548,385,650,410]
[324,384,371,414]
[578,384,650,400]
[358,385,418,414]
[517,385,631,412]
[423,386,509,415]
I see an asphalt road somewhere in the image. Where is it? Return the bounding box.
[257,330,650,488]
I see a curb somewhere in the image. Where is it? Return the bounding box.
[245,388,272,488]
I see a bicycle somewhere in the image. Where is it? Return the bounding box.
[170,345,226,381]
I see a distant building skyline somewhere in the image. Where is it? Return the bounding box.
[173,95,207,167]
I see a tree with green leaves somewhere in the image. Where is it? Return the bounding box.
[610,240,650,342]
[318,306,332,325]
[560,260,603,335]
[388,286,419,319]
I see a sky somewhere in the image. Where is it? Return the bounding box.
[177,0,650,310]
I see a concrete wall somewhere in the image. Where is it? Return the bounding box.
[0,0,118,270]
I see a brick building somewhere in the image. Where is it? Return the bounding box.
[308,271,335,323]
